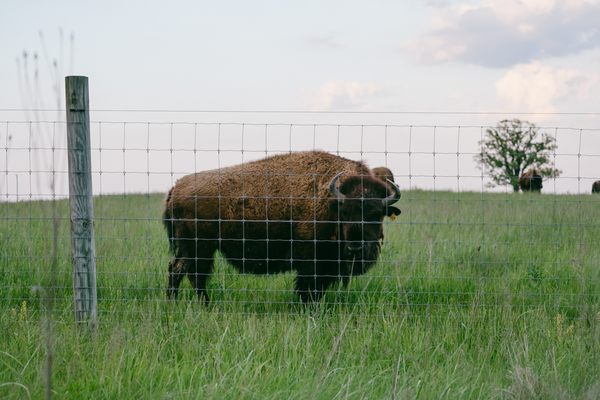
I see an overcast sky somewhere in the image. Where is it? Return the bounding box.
[1,0,599,198]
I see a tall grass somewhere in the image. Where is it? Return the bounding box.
[1,191,599,398]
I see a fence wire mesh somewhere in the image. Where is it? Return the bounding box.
[1,116,599,318]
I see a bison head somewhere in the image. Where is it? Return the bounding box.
[329,172,401,273]
[530,174,543,192]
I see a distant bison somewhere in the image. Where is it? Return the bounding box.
[163,151,401,303]
[519,168,543,192]
[372,166,395,183]
[593,181,600,194]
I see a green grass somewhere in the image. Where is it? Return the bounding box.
[1,191,600,399]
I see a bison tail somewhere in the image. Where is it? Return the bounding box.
[163,189,176,255]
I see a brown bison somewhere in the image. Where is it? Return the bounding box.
[593,180,600,194]
[372,166,395,183]
[519,168,543,192]
[163,151,401,303]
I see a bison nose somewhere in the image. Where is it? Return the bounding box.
[345,242,364,255]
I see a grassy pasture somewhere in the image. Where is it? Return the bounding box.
[1,191,600,399]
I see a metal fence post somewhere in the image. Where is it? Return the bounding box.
[65,76,97,327]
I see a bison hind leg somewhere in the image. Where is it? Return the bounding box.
[187,259,214,305]
[167,256,214,304]
[167,257,188,300]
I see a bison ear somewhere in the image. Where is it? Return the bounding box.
[386,206,401,218]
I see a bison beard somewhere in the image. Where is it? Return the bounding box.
[163,151,401,303]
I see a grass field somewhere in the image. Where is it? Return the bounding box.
[1,191,600,399]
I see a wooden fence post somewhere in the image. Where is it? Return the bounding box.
[65,76,97,328]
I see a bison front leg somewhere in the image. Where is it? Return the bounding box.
[294,263,339,303]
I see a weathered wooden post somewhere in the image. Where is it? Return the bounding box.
[65,76,97,327]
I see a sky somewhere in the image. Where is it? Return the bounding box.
[1,0,599,198]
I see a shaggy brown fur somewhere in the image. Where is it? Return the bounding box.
[592,180,600,194]
[163,150,401,303]
[519,168,543,192]
[372,166,395,183]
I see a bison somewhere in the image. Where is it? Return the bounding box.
[372,166,395,183]
[519,168,543,192]
[163,150,401,303]
[593,180,600,194]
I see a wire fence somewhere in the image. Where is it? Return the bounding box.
[1,111,600,319]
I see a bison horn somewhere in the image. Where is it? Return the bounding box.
[329,172,346,201]
[382,179,401,205]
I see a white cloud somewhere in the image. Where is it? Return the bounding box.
[495,61,597,112]
[310,81,381,111]
[409,0,600,67]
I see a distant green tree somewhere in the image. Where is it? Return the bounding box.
[475,119,560,192]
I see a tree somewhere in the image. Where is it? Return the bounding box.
[475,119,560,192]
